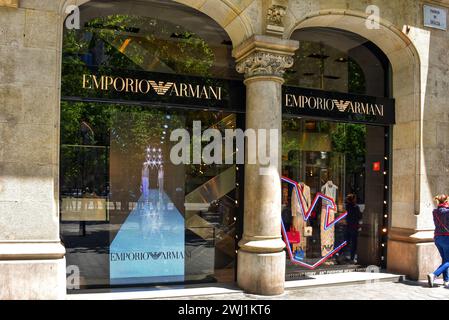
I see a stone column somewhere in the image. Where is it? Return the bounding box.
[233,35,298,295]
[0,3,66,299]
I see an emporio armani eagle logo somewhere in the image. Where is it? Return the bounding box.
[149,252,163,260]
[332,100,351,112]
[149,81,174,96]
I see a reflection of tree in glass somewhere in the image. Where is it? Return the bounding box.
[331,124,366,174]
[60,13,224,197]
[61,30,91,97]
[62,14,215,77]
[285,42,320,86]
[109,107,183,155]
[348,58,366,94]
[61,101,185,196]
[61,102,183,150]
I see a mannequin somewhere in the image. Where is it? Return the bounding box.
[320,180,338,257]
[291,182,311,255]
[300,182,312,211]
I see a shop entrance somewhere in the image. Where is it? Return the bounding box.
[280,27,394,278]
[281,118,391,278]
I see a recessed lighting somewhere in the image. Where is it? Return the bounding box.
[335,57,348,63]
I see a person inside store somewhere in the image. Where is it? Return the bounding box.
[344,194,363,263]
[427,194,449,288]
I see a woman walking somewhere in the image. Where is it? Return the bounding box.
[427,194,449,287]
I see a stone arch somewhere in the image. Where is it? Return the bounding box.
[285,10,424,251]
[59,0,254,47]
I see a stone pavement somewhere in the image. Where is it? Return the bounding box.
[67,272,449,300]
[158,281,449,300]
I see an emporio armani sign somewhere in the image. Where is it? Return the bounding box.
[82,74,223,101]
[282,86,395,124]
[110,251,186,262]
[285,94,385,117]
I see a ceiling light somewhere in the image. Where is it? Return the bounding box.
[335,57,348,63]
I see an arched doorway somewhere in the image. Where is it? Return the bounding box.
[281,26,394,277]
[59,0,245,291]
[285,12,423,279]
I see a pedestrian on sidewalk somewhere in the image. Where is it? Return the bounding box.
[427,194,449,288]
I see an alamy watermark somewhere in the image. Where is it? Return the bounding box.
[66,4,381,32]
[65,5,80,30]
[366,5,381,30]
[66,265,80,290]
[170,122,279,176]
[364,265,381,287]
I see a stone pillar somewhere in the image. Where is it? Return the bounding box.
[0,3,66,299]
[233,35,298,295]
[384,26,444,281]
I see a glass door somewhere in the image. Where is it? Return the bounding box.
[282,118,387,278]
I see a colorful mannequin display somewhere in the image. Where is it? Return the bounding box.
[321,180,339,257]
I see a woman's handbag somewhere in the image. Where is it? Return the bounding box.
[294,248,305,261]
[287,227,300,244]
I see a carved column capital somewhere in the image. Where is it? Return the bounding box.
[233,35,299,80]
[236,51,294,79]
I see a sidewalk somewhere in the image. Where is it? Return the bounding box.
[66,272,449,300]
[158,280,449,300]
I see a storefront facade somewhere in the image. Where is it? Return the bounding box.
[1,0,448,298]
